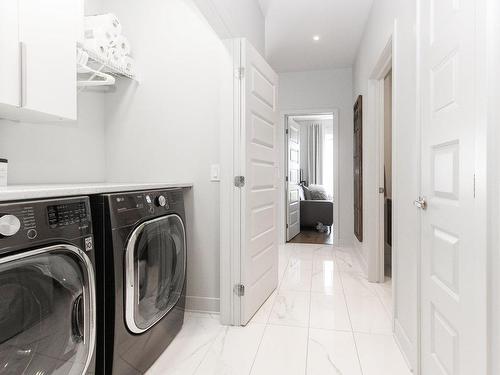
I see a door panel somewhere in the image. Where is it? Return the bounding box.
[287,119,301,241]
[420,0,486,373]
[19,0,77,120]
[241,39,279,325]
[125,215,186,334]
[0,245,95,375]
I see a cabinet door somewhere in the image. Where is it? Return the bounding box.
[0,0,20,108]
[19,0,77,121]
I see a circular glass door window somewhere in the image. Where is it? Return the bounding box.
[0,245,95,375]
[125,215,186,334]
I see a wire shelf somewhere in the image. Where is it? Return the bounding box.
[77,44,139,87]
[84,47,138,81]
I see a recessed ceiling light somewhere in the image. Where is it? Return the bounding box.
[313,35,320,41]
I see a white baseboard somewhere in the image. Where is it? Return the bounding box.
[185,295,220,313]
[352,240,369,276]
[394,319,416,372]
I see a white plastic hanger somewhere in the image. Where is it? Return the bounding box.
[77,47,116,88]
[77,62,116,87]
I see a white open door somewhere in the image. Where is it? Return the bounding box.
[419,0,487,373]
[234,39,280,325]
[286,118,301,241]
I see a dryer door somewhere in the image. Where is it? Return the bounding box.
[0,245,96,375]
[125,214,186,334]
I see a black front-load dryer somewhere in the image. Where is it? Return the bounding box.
[91,188,186,375]
[0,196,97,375]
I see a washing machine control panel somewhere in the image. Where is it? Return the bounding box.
[47,201,89,229]
[0,214,21,237]
[0,197,92,244]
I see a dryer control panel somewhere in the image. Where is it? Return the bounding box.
[106,189,185,229]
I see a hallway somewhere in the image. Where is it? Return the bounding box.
[288,229,334,245]
[147,243,409,375]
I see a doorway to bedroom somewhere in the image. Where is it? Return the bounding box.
[284,111,338,245]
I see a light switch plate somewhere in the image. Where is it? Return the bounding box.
[210,164,221,182]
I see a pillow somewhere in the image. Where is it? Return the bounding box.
[298,185,305,201]
[308,184,329,200]
[301,185,312,200]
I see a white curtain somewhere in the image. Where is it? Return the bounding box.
[307,123,323,185]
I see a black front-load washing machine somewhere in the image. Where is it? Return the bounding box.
[0,196,97,375]
[91,188,186,375]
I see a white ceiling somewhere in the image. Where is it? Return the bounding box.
[258,0,373,72]
[292,114,333,122]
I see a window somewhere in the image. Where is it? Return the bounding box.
[323,130,334,198]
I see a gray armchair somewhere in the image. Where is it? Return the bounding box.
[300,199,334,228]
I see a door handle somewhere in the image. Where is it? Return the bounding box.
[19,42,27,107]
[414,197,427,210]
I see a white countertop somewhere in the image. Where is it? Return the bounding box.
[0,182,193,201]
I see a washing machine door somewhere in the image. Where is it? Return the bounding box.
[0,244,96,375]
[125,214,186,334]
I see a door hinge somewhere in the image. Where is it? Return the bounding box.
[234,176,245,188]
[286,176,289,182]
[236,67,245,80]
[286,129,289,135]
[234,284,245,297]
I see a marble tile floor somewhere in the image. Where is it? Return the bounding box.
[147,243,410,375]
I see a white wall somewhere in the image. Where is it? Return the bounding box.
[100,0,232,312]
[352,0,419,369]
[193,0,265,55]
[352,2,393,275]
[0,93,106,184]
[279,68,353,245]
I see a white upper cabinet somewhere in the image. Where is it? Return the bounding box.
[0,1,20,109]
[0,0,78,122]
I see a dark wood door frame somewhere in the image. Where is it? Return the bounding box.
[353,95,363,242]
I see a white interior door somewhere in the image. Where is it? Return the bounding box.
[239,39,279,325]
[286,118,301,241]
[420,0,486,373]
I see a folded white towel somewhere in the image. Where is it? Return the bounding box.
[80,13,136,78]
[85,13,122,37]
[84,27,115,44]
[113,35,131,56]
[107,46,122,66]
[84,14,121,58]
[83,38,109,59]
